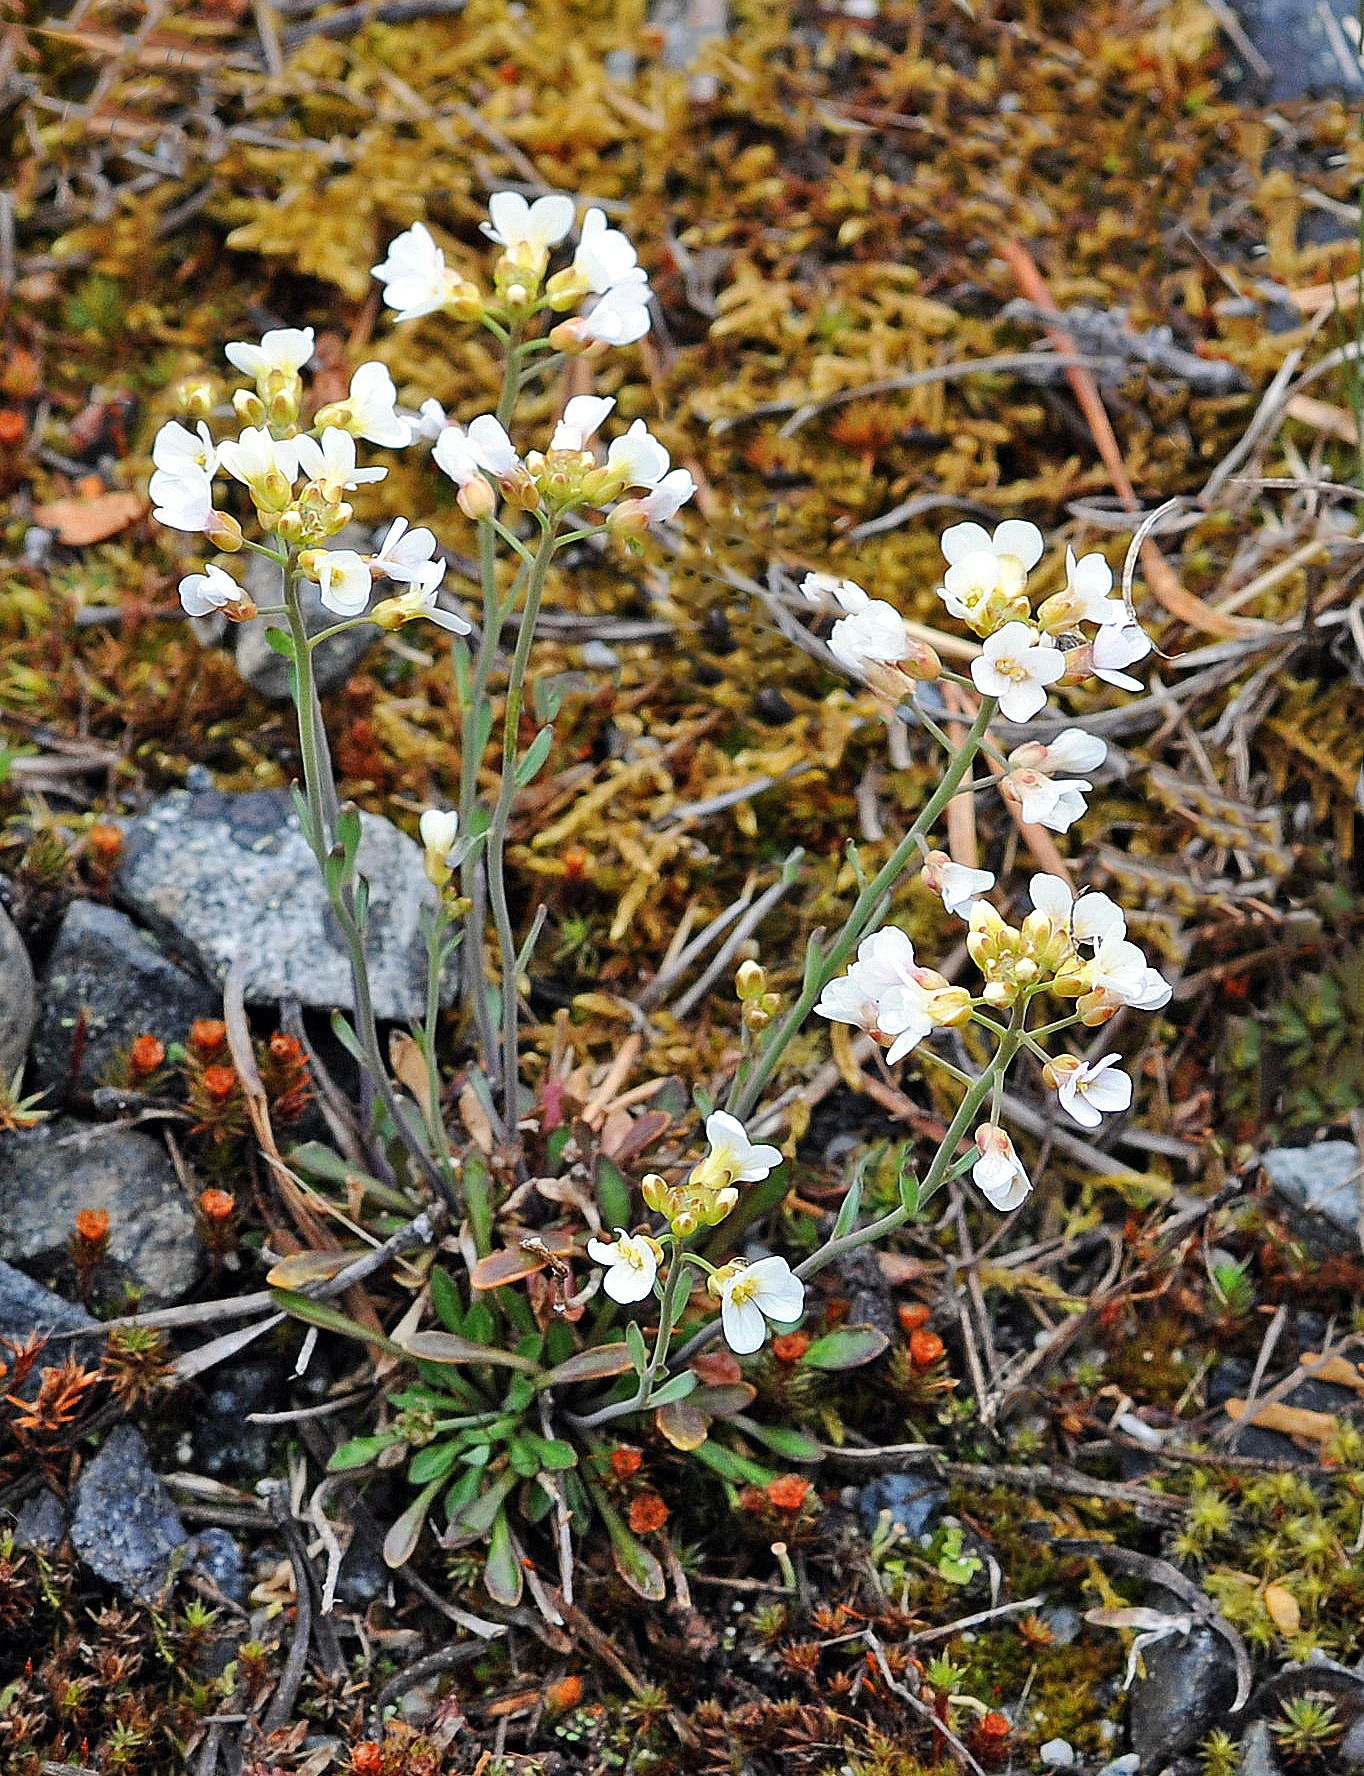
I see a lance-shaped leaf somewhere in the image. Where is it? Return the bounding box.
[729,1414,824,1463]
[398,1330,540,1370]
[383,1476,444,1568]
[588,1482,666,1601]
[656,1400,708,1451]
[483,1509,523,1606]
[801,1324,889,1370]
[538,1343,636,1388]
[271,1289,405,1358]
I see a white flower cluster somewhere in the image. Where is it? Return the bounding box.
[373,191,653,349]
[149,327,470,633]
[803,521,1153,728]
[816,864,1169,1216]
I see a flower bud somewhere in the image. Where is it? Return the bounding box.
[735,959,767,1002]
[545,266,591,310]
[178,379,215,419]
[205,511,244,552]
[233,388,266,427]
[456,477,497,520]
[274,507,306,545]
[266,383,302,428]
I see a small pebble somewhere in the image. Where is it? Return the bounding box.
[1040,1741,1076,1769]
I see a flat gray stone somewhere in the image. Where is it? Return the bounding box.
[234,524,380,700]
[69,1423,189,1600]
[115,789,442,1023]
[0,902,36,1081]
[14,1486,68,1555]
[0,1256,102,1365]
[0,1120,204,1309]
[1263,1142,1361,1254]
[30,899,219,1098]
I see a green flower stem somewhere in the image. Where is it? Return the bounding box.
[284,565,449,1202]
[486,528,559,1139]
[567,1242,691,1431]
[728,697,998,1122]
[458,515,504,1096]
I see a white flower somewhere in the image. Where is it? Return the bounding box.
[585,1228,661,1304]
[371,516,440,583]
[338,362,412,447]
[216,426,299,490]
[970,622,1065,722]
[411,398,448,441]
[939,550,1009,629]
[611,468,696,528]
[698,1111,783,1185]
[224,327,315,383]
[311,549,372,617]
[482,190,576,252]
[717,1256,805,1355]
[551,394,615,452]
[178,562,239,616]
[941,519,1044,591]
[606,419,670,489]
[1028,873,1126,948]
[828,601,910,677]
[153,419,216,478]
[374,573,470,636]
[972,1126,1032,1211]
[466,414,522,476]
[815,927,965,1063]
[1005,769,1092,832]
[1083,932,1173,1014]
[150,462,215,532]
[419,808,459,859]
[1064,548,1126,626]
[801,572,870,613]
[372,223,462,322]
[1053,1054,1132,1128]
[1092,622,1152,691]
[923,850,995,918]
[432,424,481,488]
[294,427,387,491]
[573,208,645,293]
[559,280,653,346]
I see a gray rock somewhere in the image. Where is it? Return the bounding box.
[29,899,219,1099]
[1039,1741,1075,1768]
[858,1470,948,1541]
[1343,1712,1364,1768]
[1237,1718,1281,1775]
[194,1360,280,1479]
[1041,1605,1084,1647]
[0,1254,98,1343]
[13,1487,69,1554]
[1223,1,1364,103]
[0,1120,204,1309]
[0,902,36,1081]
[115,789,443,1023]
[188,1528,247,1604]
[69,1423,189,1600]
[1129,1614,1237,1771]
[235,526,380,700]
[1262,1142,1361,1255]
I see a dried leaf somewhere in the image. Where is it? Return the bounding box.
[1263,1583,1301,1636]
[33,490,144,544]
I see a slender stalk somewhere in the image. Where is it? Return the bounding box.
[458,515,504,1096]
[728,697,998,1121]
[567,1244,690,1431]
[486,529,558,1137]
[284,563,449,1201]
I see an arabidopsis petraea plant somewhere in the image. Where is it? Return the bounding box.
[715,1257,805,1355]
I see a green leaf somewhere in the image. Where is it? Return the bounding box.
[265,625,296,660]
[514,725,554,788]
[430,1267,465,1336]
[540,1343,637,1387]
[645,1370,699,1409]
[409,1441,469,1485]
[382,1477,443,1569]
[690,1439,776,1487]
[801,1325,890,1370]
[484,1509,523,1606]
[448,1468,517,1539]
[271,1290,404,1357]
[589,1485,666,1601]
[899,1164,922,1217]
[328,1433,402,1471]
[529,1437,578,1471]
[444,1465,483,1519]
[729,1415,824,1463]
[546,1125,574,1173]
[625,1320,649,1375]
[593,1155,633,1231]
[833,1162,867,1242]
[688,1382,756,1418]
[399,1330,540,1370]
[508,1436,543,1478]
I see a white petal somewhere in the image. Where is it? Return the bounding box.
[721,1294,767,1355]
